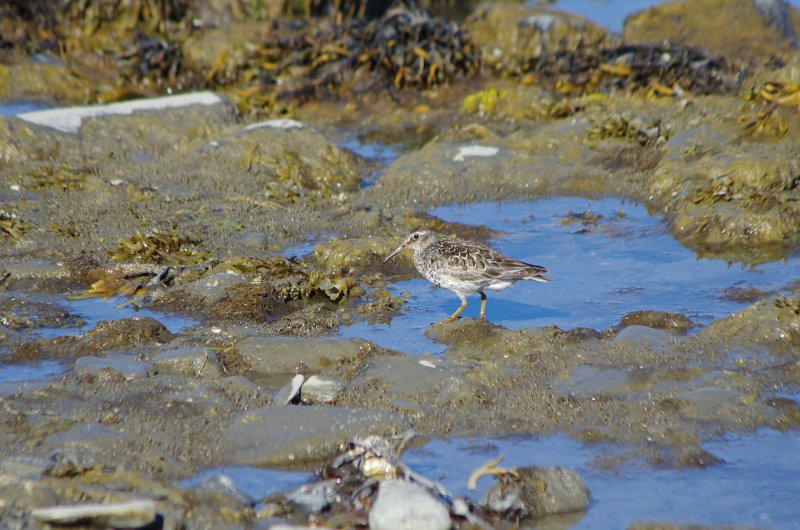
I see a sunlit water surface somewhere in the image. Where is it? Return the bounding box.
[404,429,800,529]
[342,197,799,354]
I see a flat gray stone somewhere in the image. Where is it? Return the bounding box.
[74,353,150,380]
[18,92,224,134]
[236,337,365,375]
[349,355,454,397]
[177,272,250,304]
[368,480,451,530]
[222,405,409,466]
[301,375,344,404]
[154,347,222,379]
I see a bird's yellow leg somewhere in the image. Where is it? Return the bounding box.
[444,297,468,322]
[478,291,487,320]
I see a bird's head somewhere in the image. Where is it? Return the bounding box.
[383,228,435,263]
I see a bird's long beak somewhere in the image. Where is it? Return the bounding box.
[383,243,407,263]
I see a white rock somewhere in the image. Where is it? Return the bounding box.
[452,145,499,162]
[368,480,451,530]
[17,92,222,134]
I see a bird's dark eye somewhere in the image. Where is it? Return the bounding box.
[412,233,420,240]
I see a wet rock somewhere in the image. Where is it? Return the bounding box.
[153,347,222,380]
[285,480,338,517]
[674,387,754,422]
[311,236,393,271]
[74,352,151,381]
[182,22,266,77]
[177,272,251,305]
[236,336,365,375]
[240,232,270,250]
[466,2,611,70]
[229,125,362,198]
[610,325,682,362]
[301,375,344,404]
[648,123,800,255]
[218,376,272,408]
[348,354,455,399]
[671,445,724,468]
[624,0,800,62]
[480,466,590,520]
[0,454,52,480]
[221,405,409,466]
[618,310,695,334]
[697,295,800,353]
[561,365,633,399]
[0,296,83,332]
[195,473,254,506]
[368,480,451,530]
[81,317,173,353]
[719,285,775,303]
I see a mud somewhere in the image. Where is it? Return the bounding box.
[1,0,800,528]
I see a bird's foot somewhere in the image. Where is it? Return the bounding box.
[432,316,460,327]
[467,454,519,490]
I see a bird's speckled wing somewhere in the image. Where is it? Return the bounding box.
[436,238,548,282]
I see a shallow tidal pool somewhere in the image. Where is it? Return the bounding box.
[342,197,799,354]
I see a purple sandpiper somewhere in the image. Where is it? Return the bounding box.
[384,228,550,323]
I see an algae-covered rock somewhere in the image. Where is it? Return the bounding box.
[311,236,393,271]
[648,124,800,255]
[466,2,611,71]
[697,295,800,353]
[624,0,800,63]
[481,466,590,520]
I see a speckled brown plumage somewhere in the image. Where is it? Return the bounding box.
[384,228,550,323]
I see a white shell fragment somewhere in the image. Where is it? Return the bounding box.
[276,374,305,405]
[242,119,304,132]
[453,145,499,162]
[30,499,157,528]
[17,92,223,134]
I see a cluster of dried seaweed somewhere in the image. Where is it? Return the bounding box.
[254,4,481,100]
[0,211,26,242]
[110,229,210,265]
[524,43,743,96]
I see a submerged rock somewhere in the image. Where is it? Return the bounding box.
[368,480,451,530]
[481,466,590,520]
[618,310,695,334]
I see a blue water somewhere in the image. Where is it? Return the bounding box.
[1,295,196,384]
[0,101,49,117]
[343,197,799,354]
[0,360,65,383]
[404,429,800,529]
[179,465,311,500]
[338,136,403,188]
[35,295,198,338]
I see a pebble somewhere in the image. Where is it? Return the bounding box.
[300,375,343,404]
[368,480,451,530]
